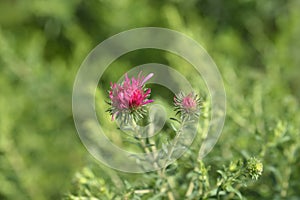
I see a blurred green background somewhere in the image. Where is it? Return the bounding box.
[1,0,300,199]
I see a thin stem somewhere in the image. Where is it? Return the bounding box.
[136,120,176,199]
[185,177,195,197]
[162,117,187,174]
[130,117,178,200]
[134,189,153,194]
[161,118,192,199]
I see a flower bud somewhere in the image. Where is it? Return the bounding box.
[246,157,263,180]
[174,92,202,119]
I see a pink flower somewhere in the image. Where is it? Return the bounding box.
[182,94,198,111]
[107,72,154,121]
[174,92,202,118]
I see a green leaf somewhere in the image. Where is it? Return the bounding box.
[226,185,243,199]
[217,170,227,179]
[170,122,178,132]
[170,117,181,123]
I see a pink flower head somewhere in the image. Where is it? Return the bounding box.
[174,92,202,119]
[107,72,154,121]
[182,94,198,111]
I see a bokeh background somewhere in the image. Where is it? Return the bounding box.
[1,0,299,199]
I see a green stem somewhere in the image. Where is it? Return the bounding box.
[162,118,187,174]
[132,117,176,200]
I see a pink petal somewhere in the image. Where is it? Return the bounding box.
[142,99,154,105]
[141,73,154,85]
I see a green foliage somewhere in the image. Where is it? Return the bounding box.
[66,158,263,199]
[1,0,300,199]
[64,167,114,200]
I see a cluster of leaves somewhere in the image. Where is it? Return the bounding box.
[66,158,263,199]
[64,167,114,200]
